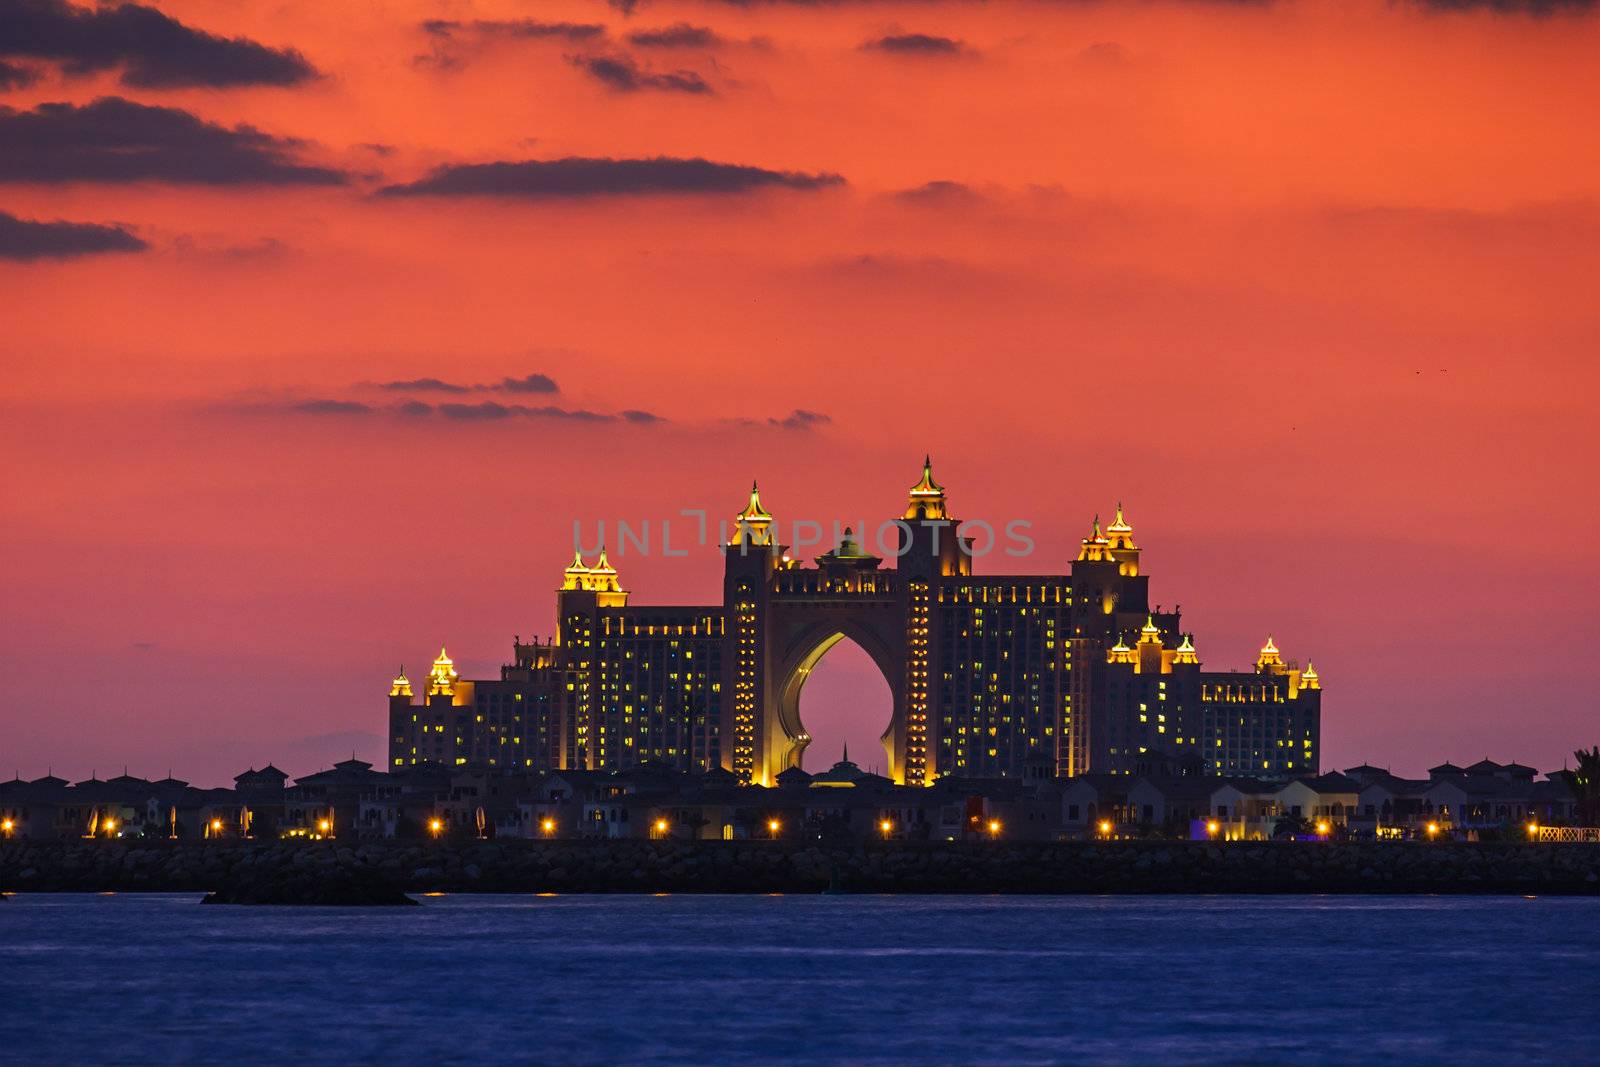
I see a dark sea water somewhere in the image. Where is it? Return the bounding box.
[2,893,1597,1065]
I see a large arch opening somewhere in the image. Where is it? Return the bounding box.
[792,635,894,775]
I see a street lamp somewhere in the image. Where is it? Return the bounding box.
[767,818,781,837]
[1315,820,1331,837]
[1098,819,1113,838]
[654,818,669,838]
[429,817,444,837]
[318,818,333,837]
[1527,821,1539,839]
[541,817,556,836]
[1425,822,1440,839]
[987,819,1001,837]
[210,818,224,836]
[1,817,13,838]
[880,819,893,839]
[103,818,118,836]
[1206,819,1221,838]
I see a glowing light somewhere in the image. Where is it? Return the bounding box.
[0,817,13,835]
[1315,820,1331,836]
[1206,819,1220,837]
[103,818,118,834]
[1527,822,1539,838]
[903,456,948,520]
[880,819,893,836]
[429,818,444,836]
[1098,820,1113,837]
[767,818,781,835]
[1425,822,1440,838]
[1300,661,1321,689]
[987,819,1001,836]
[318,818,332,834]
[654,818,669,836]
[427,646,459,697]
[541,817,556,834]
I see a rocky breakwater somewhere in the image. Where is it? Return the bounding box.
[3,840,1599,898]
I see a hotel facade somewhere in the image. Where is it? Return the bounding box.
[388,461,1322,784]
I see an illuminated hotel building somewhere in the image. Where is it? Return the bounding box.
[388,461,1322,782]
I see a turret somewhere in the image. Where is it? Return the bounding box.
[903,456,947,522]
[1172,634,1199,666]
[1076,515,1113,563]
[1105,504,1140,577]
[389,667,412,698]
[1256,635,1286,675]
[428,646,458,696]
[731,482,775,548]
[1299,661,1321,690]
[561,551,591,590]
[588,547,628,608]
[898,456,970,577]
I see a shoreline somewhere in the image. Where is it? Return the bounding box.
[5,839,1599,897]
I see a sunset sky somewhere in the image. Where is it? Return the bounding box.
[2,0,1597,784]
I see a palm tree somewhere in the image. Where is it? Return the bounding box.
[1574,747,1600,826]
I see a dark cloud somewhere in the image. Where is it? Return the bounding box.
[768,409,832,431]
[289,399,374,415]
[0,60,43,89]
[497,372,560,394]
[862,33,966,56]
[0,0,317,89]
[380,156,844,198]
[570,54,713,94]
[375,376,471,393]
[628,24,724,48]
[406,401,664,423]
[0,209,147,260]
[892,179,982,205]
[0,97,346,185]
[422,18,606,42]
[1410,0,1596,11]
[372,372,561,394]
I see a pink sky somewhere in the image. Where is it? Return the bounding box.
[1,0,1597,783]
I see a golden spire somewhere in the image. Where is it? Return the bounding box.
[1139,615,1162,643]
[1077,514,1113,562]
[904,456,948,520]
[737,481,772,523]
[390,666,412,698]
[1256,634,1284,672]
[732,481,774,545]
[1301,661,1321,689]
[561,551,590,590]
[909,455,943,497]
[1106,502,1137,550]
[587,545,628,606]
[1173,634,1198,665]
[1107,637,1136,664]
[428,646,457,696]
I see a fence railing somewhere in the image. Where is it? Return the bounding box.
[1534,826,1600,843]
